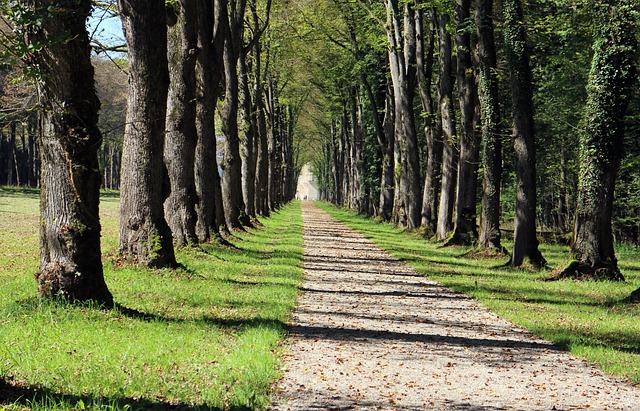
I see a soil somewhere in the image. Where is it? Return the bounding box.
[268,202,640,410]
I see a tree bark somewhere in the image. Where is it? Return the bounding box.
[29,0,112,304]
[476,0,503,253]
[118,0,176,268]
[448,0,480,246]
[220,0,249,228]
[380,86,396,221]
[251,3,270,217]
[239,51,257,220]
[164,0,200,247]
[417,8,440,233]
[436,14,457,241]
[503,0,545,267]
[195,0,226,242]
[385,0,421,229]
[566,0,637,282]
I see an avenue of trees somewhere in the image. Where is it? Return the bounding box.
[285,1,638,286]
[0,0,639,303]
[0,0,300,305]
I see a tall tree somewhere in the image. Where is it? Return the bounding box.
[118,0,177,267]
[448,0,480,245]
[194,0,226,242]
[164,0,200,247]
[379,84,396,221]
[385,0,421,229]
[436,12,457,240]
[417,7,440,233]
[220,0,250,228]
[239,50,257,220]
[503,0,545,267]
[476,0,503,253]
[25,0,113,304]
[563,0,637,283]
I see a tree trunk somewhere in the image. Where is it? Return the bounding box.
[29,0,112,305]
[436,13,457,241]
[27,116,38,187]
[417,8,440,233]
[448,0,480,246]
[350,88,364,213]
[341,102,351,207]
[239,51,257,220]
[379,85,396,221]
[255,90,270,215]
[164,0,199,247]
[220,0,249,228]
[565,0,637,282]
[118,0,176,268]
[7,122,16,186]
[385,0,421,229]
[251,4,270,217]
[195,0,225,242]
[503,0,545,268]
[476,0,503,253]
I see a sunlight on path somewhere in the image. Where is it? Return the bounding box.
[269,201,640,410]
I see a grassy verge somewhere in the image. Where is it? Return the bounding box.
[316,201,640,385]
[0,187,304,410]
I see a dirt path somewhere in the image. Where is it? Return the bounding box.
[269,202,640,410]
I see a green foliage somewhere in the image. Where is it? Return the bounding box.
[0,189,304,410]
[317,201,640,384]
[0,2,57,82]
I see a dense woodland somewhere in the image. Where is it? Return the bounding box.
[0,0,638,303]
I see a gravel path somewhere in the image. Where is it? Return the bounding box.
[269,202,640,410]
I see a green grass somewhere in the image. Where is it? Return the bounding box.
[0,187,304,410]
[316,201,640,385]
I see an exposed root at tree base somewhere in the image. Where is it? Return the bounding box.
[546,261,625,282]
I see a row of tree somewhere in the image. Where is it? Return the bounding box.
[0,0,300,305]
[289,0,638,284]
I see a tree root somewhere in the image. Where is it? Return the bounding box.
[546,261,625,282]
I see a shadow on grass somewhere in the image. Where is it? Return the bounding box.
[0,186,39,198]
[0,377,252,411]
[114,303,286,330]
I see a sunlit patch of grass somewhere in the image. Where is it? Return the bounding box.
[317,201,640,385]
[0,188,304,410]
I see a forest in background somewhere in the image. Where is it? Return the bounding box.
[0,0,639,302]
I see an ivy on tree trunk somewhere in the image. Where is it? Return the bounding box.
[503,0,545,268]
[563,0,637,282]
[476,0,504,254]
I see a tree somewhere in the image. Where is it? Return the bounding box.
[385,0,421,229]
[436,12,457,240]
[20,0,113,304]
[562,0,637,283]
[163,0,200,247]
[220,0,251,229]
[447,0,480,245]
[118,0,177,267]
[476,0,503,253]
[503,0,545,268]
[417,7,440,232]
